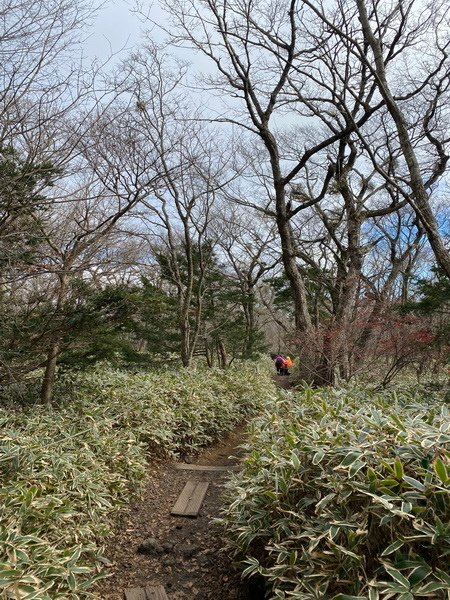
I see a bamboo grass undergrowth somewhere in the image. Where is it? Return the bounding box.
[0,363,275,599]
[219,384,450,600]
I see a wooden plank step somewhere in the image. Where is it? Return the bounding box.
[174,463,240,472]
[171,480,209,517]
[124,585,168,600]
[124,589,146,600]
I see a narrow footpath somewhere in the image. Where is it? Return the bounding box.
[99,428,252,600]
[273,374,294,390]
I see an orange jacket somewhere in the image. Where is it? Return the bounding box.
[285,356,293,369]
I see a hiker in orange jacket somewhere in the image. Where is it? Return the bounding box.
[285,356,293,375]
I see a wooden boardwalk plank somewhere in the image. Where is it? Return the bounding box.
[145,586,169,600]
[171,480,209,517]
[124,585,168,600]
[124,589,146,600]
[171,480,197,515]
[174,463,240,472]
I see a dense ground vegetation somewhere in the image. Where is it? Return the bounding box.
[0,364,275,598]
[220,384,450,599]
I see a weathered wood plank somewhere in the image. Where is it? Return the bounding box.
[171,480,197,514]
[171,480,209,517]
[124,585,168,600]
[174,463,240,472]
[145,585,169,600]
[124,587,147,600]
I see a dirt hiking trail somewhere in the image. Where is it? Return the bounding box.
[98,427,262,600]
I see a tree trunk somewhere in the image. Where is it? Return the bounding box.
[179,319,192,367]
[217,339,227,369]
[273,188,319,380]
[205,343,213,368]
[322,174,363,382]
[315,328,336,386]
[401,270,411,303]
[260,125,313,334]
[39,272,68,404]
[40,342,60,404]
[276,207,312,332]
[244,287,256,355]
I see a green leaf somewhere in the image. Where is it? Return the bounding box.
[341,452,361,467]
[68,572,76,591]
[394,459,404,479]
[435,569,450,585]
[0,569,23,580]
[17,584,36,594]
[421,438,436,449]
[408,565,432,586]
[402,475,425,491]
[263,490,277,500]
[367,467,377,481]
[312,448,325,465]
[368,587,379,600]
[433,458,448,483]
[412,580,447,594]
[241,557,261,578]
[332,594,367,600]
[291,451,300,469]
[330,542,361,560]
[380,540,404,556]
[384,566,410,588]
[329,525,340,539]
[379,478,399,489]
[349,460,365,478]
[401,501,412,514]
[391,414,406,430]
[316,492,336,511]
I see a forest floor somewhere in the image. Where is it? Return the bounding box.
[97,426,257,600]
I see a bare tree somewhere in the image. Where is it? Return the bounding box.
[107,45,237,367]
[297,0,450,275]
[151,0,449,381]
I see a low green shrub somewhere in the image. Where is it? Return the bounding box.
[0,364,275,599]
[219,386,450,599]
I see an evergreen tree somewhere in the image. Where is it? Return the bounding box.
[401,270,450,355]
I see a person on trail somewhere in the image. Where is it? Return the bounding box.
[285,355,293,375]
[274,355,286,375]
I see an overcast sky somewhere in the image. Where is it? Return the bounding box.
[83,1,210,84]
[84,0,232,119]
[84,0,148,61]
